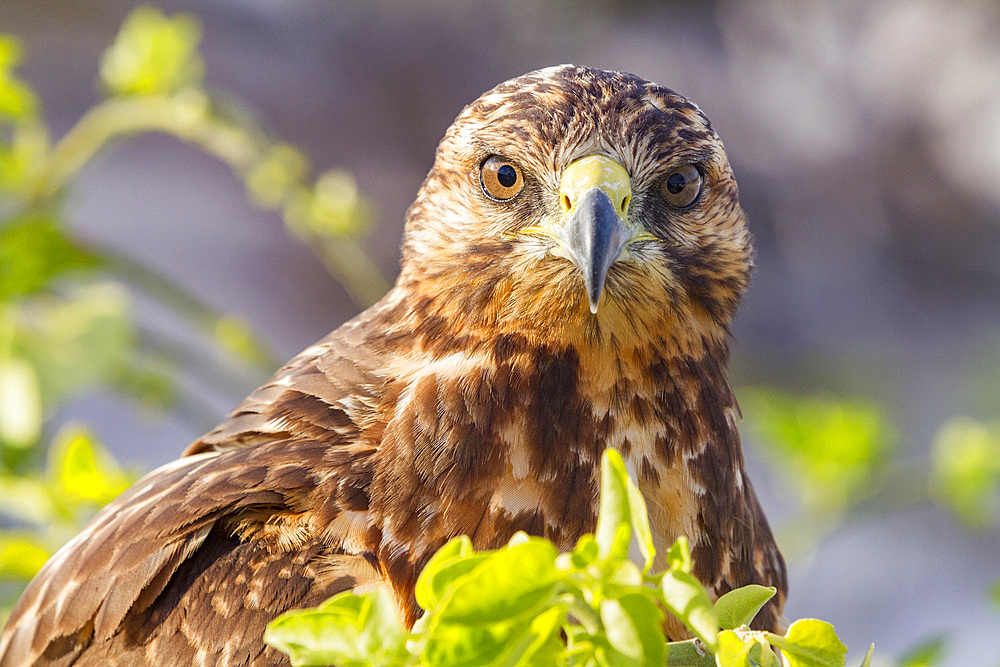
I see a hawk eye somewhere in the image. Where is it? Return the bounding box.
[481,156,524,201]
[661,164,703,208]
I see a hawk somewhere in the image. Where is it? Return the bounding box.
[0,65,786,665]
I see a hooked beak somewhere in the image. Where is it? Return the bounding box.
[556,155,631,314]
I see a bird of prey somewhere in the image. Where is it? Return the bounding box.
[0,65,786,665]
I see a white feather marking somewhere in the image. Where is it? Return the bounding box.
[323,511,371,553]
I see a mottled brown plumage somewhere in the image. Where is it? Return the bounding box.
[0,65,786,666]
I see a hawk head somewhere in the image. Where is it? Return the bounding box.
[398,65,752,351]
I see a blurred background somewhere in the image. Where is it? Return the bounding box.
[2,1,999,664]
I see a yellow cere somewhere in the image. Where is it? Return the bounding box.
[559,154,632,218]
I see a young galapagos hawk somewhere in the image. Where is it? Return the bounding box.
[0,65,786,665]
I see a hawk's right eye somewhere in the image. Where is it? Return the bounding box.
[661,164,703,209]
[481,156,524,201]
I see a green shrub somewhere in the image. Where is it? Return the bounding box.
[265,450,872,667]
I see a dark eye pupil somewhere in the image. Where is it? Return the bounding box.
[666,172,686,194]
[496,164,517,188]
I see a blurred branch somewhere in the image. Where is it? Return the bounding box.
[101,247,277,370]
[26,92,390,306]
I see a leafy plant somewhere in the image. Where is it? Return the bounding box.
[265,449,869,667]
[0,5,385,620]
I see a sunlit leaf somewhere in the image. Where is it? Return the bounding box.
[898,635,945,667]
[0,121,48,195]
[284,170,370,240]
[0,35,38,121]
[213,315,271,366]
[0,532,50,579]
[600,593,665,667]
[663,639,716,667]
[415,537,488,612]
[47,426,131,505]
[715,630,758,667]
[569,451,655,571]
[623,463,655,572]
[858,643,874,667]
[100,6,204,96]
[664,535,693,573]
[245,142,309,208]
[503,605,565,666]
[0,216,98,302]
[931,417,1000,529]
[714,585,776,630]
[595,449,633,562]
[768,619,847,667]
[0,357,42,448]
[660,569,718,651]
[741,389,891,514]
[0,473,57,525]
[17,283,133,405]
[569,533,599,568]
[264,586,409,667]
[433,537,558,625]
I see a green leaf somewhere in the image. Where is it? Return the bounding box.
[100,6,204,96]
[0,473,57,525]
[264,586,409,667]
[422,619,515,667]
[767,619,847,667]
[660,570,719,651]
[595,449,630,560]
[499,605,565,667]
[570,533,599,568]
[213,315,272,366]
[47,426,132,505]
[433,536,559,625]
[0,357,42,448]
[624,462,656,572]
[713,585,776,630]
[715,630,778,667]
[741,389,891,514]
[665,536,692,573]
[284,170,370,240]
[0,35,39,121]
[0,532,50,579]
[858,643,874,667]
[595,448,655,565]
[422,600,566,667]
[603,559,643,590]
[931,418,1000,528]
[715,630,756,667]
[0,121,49,194]
[663,639,716,667]
[0,216,98,302]
[245,142,309,208]
[17,283,134,406]
[415,535,477,610]
[599,593,665,667]
[414,535,476,609]
[898,635,945,667]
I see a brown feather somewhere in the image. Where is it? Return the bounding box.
[0,65,785,665]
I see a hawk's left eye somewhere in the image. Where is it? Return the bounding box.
[481,156,524,201]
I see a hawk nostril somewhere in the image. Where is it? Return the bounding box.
[561,194,572,212]
[621,195,630,214]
